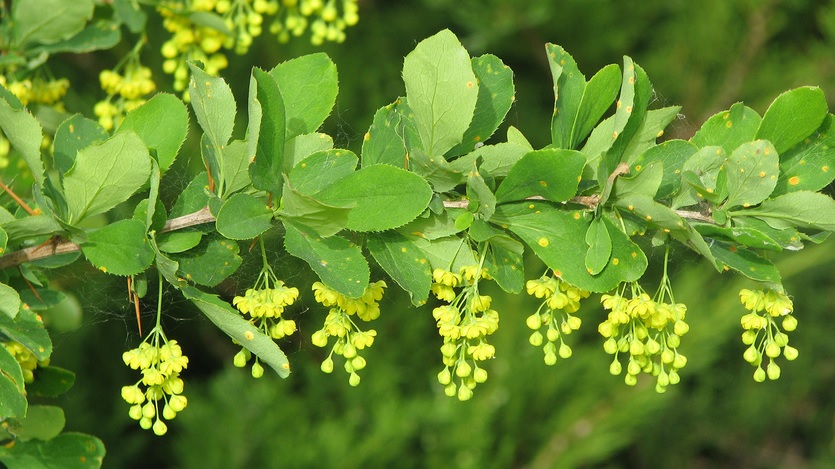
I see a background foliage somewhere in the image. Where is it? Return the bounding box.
[6,0,835,467]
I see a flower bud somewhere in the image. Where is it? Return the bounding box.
[609,360,622,375]
[673,354,687,369]
[782,315,798,332]
[342,343,357,359]
[657,371,670,387]
[668,370,680,385]
[544,352,557,366]
[666,334,681,348]
[558,343,572,359]
[473,367,488,383]
[440,342,457,357]
[767,361,781,380]
[673,320,689,336]
[627,360,642,376]
[525,313,541,330]
[645,338,661,355]
[741,330,757,345]
[753,367,766,382]
[655,383,667,394]
[169,395,187,412]
[129,405,143,420]
[457,385,474,401]
[546,327,560,342]
[163,404,177,420]
[629,340,645,356]
[455,361,472,378]
[251,361,265,378]
[348,372,361,387]
[444,383,457,397]
[624,374,638,386]
[233,349,248,368]
[153,419,168,436]
[765,342,781,358]
[529,331,543,346]
[603,338,618,354]
[661,349,675,364]
[142,402,156,419]
[311,330,329,347]
[351,356,366,371]
[567,316,582,331]
[743,345,760,364]
[437,367,451,385]
[140,416,153,430]
[773,333,789,347]
[783,345,799,361]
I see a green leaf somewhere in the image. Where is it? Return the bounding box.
[691,102,761,153]
[614,194,685,232]
[188,62,236,153]
[113,0,147,33]
[448,54,515,156]
[361,101,408,168]
[367,231,432,306]
[172,234,242,287]
[53,114,107,177]
[156,231,204,254]
[80,219,154,276]
[215,193,273,240]
[736,191,835,232]
[600,60,654,176]
[403,29,478,156]
[507,126,533,150]
[118,93,189,175]
[183,286,290,378]
[247,68,286,195]
[546,44,585,149]
[0,225,6,255]
[1,216,61,244]
[0,309,51,361]
[0,356,27,419]
[25,366,75,398]
[63,131,151,223]
[466,166,496,220]
[288,149,357,195]
[270,53,337,138]
[621,106,682,165]
[169,172,210,219]
[709,241,781,283]
[723,140,779,209]
[495,149,585,204]
[30,20,121,54]
[222,140,251,196]
[483,236,525,294]
[0,342,25,395]
[12,0,93,46]
[493,203,647,292]
[695,224,783,251]
[631,139,698,199]
[284,132,334,168]
[0,283,21,319]
[8,405,65,441]
[756,86,828,154]
[284,222,369,298]
[18,288,65,312]
[413,235,477,274]
[0,432,105,469]
[584,218,612,275]
[315,164,433,232]
[773,115,835,196]
[0,94,44,183]
[448,141,530,178]
[407,148,465,192]
[398,210,462,240]
[279,183,350,238]
[671,146,727,209]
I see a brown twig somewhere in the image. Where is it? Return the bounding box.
[0,207,217,270]
[0,179,38,216]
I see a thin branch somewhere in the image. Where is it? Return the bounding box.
[0,180,38,216]
[0,207,217,270]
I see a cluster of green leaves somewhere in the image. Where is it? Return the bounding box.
[2,25,835,466]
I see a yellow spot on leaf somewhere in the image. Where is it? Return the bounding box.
[789,176,800,186]
[539,180,547,187]
[538,238,549,247]
[282,363,290,370]
[612,258,620,265]
[244,331,254,340]
[824,166,830,172]
[573,212,581,220]
[759,171,766,178]
[363,132,370,141]
[100,266,107,273]
[467,81,474,88]
[631,252,637,258]
[645,215,652,221]
[401,247,407,253]
[529,204,535,209]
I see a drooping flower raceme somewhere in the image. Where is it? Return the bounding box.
[311,280,386,386]
[739,288,798,382]
[525,274,590,365]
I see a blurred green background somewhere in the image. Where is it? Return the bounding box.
[41,0,835,467]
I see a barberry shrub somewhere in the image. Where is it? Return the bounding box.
[1,1,835,466]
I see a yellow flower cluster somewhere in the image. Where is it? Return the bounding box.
[94,62,156,130]
[3,340,49,384]
[311,280,386,386]
[232,280,299,377]
[525,275,590,365]
[739,288,798,382]
[157,0,359,94]
[121,335,189,436]
[270,0,359,45]
[598,283,689,393]
[0,76,69,107]
[158,0,230,92]
[431,265,498,401]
